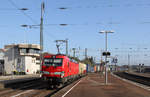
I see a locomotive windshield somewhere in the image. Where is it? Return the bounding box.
[44,58,63,66]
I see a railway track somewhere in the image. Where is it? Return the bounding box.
[0,77,82,97]
[114,72,150,86]
[0,78,54,97]
[0,79,47,97]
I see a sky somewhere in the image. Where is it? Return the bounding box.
[1,0,150,65]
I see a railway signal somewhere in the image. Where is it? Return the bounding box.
[102,52,111,56]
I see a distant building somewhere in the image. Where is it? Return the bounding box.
[0,49,5,75]
[4,44,41,74]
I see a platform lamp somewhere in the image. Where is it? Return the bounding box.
[99,30,114,85]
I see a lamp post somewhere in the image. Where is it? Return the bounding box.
[72,48,76,58]
[128,54,130,72]
[99,30,114,85]
[21,3,68,74]
[128,48,132,72]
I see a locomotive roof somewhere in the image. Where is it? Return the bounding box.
[44,54,67,58]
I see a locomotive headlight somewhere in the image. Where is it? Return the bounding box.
[54,72,61,75]
[43,71,50,74]
[61,71,65,75]
[54,71,65,78]
[61,71,65,78]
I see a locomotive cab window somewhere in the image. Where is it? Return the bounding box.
[44,58,63,66]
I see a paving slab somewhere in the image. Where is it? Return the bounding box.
[53,73,150,97]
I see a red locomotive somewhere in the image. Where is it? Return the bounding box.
[41,54,79,88]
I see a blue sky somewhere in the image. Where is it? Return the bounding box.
[1,0,150,65]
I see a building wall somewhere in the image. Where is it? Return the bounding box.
[25,56,40,74]
[16,56,25,73]
[4,48,14,74]
[4,44,40,75]
[0,51,4,60]
[0,50,4,74]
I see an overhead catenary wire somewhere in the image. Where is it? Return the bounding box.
[7,0,38,24]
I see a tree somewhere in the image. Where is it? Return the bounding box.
[81,56,95,66]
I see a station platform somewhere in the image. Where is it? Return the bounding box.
[0,74,41,88]
[53,73,150,97]
[0,74,40,81]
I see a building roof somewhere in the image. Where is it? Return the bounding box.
[0,49,5,52]
[4,44,40,50]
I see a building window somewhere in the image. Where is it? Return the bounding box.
[35,49,40,54]
[20,48,40,54]
[29,49,40,54]
[17,58,21,63]
[29,49,34,54]
[20,48,26,53]
[32,59,35,63]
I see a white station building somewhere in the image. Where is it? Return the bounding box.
[0,49,5,75]
[4,44,41,74]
